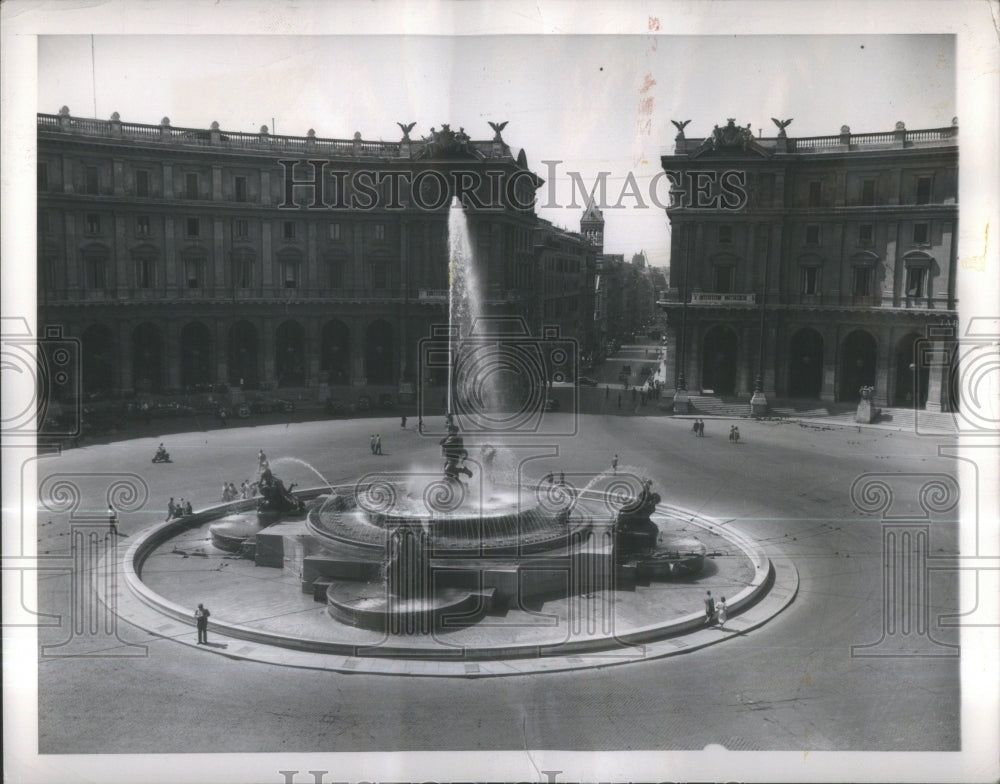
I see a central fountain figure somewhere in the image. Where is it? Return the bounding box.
[439,423,474,482]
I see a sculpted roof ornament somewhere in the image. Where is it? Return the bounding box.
[709,118,755,150]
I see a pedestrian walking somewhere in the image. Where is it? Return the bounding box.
[401,415,407,429]
[195,603,210,644]
[704,590,715,626]
[107,504,118,537]
[218,407,227,427]
[375,434,382,455]
[166,497,176,521]
[733,427,741,443]
[698,419,705,436]
[729,425,736,442]
[716,596,728,628]
[611,454,619,475]
[258,449,267,471]
[369,434,376,454]
[418,417,424,434]
[692,420,700,435]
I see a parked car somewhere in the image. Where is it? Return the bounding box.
[577,376,599,387]
[249,395,295,414]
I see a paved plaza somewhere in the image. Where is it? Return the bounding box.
[30,399,961,753]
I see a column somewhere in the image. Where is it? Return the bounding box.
[874,329,891,407]
[119,320,133,392]
[687,322,700,391]
[820,325,837,402]
[261,222,272,294]
[165,320,181,390]
[738,322,753,396]
[261,316,275,386]
[306,221,318,295]
[62,157,76,194]
[164,216,177,293]
[306,317,321,387]
[351,317,367,387]
[211,165,222,201]
[924,339,946,412]
[162,163,173,199]
[215,319,229,384]
[113,159,125,197]
[213,218,225,293]
[115,214,129,299]
[884,221,898,306]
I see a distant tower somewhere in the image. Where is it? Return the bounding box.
[581,192,604,255]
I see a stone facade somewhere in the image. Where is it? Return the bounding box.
[658,118,959,410]
[37,110,540,396]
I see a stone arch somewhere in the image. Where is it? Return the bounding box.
[892,332,929,407]
[132,322,163,393]
[275,320,306,387]
[180,321,212,390]
[228,320,258,387]
[839,329,877,401]
[81,323,116,396]
[321,319,351,385]
[365,319,395,385]
[701,324,739,395]
[788,327,824,398]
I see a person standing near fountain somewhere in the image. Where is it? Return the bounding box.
[612,454,619,475]
[194,603,210,644]
[375,434,383,455]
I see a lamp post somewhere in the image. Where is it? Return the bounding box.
[672,224,692,414]
[750,181,769,416]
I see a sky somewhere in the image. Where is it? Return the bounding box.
[38,34,955,269]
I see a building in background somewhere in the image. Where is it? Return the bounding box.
[36,109,540,398]
[658,118,958,410]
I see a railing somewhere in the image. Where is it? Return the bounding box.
[792,135,843,149]
[691,292,757,305]
[38,114,502,160]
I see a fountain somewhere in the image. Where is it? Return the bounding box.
[200,199,703,632]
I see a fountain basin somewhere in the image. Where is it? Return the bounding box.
[326,581,494,633]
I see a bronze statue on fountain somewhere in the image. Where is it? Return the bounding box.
[257,466,307,516]
[614,479,661,556]
[439,422,473,483]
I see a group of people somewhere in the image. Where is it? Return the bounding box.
[369,434,383,455]
[165,496,194,520]
[691,419,706,436]
[728,425,742,443]
[220,480,259,502]
[704,590,728,629]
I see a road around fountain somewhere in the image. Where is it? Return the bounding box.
[33,411,960,752]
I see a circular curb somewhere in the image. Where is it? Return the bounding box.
[97,488,798,677]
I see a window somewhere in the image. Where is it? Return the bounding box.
[916,176,932,205]
[136,215,151,237]
[800,266,819,295]
[185,258,202,289]
[234,176,248,202]
[805,225,820,245]
[85,166,99,195]
[38,162,49,192]
[233,219,249,240]
[86,256,106,289]
[185,173,199,199]
[808,181,822,208]
[135,257,156,289]
[859,224,874,246]
[283,221,296,240]
[718,225,733,244]
[906,266,926,298]
[86,213,102,234]
[373,223,385,241]
[713,265,734,293]
[861,178,876,206]
[38,210,49,234]
[233,253,253,288]
[186,218,200,237]
[135,169,149,197]
[913,222,929,244]
[282,260,298,289]
[852,266,873,296]
[329,222,341,241]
